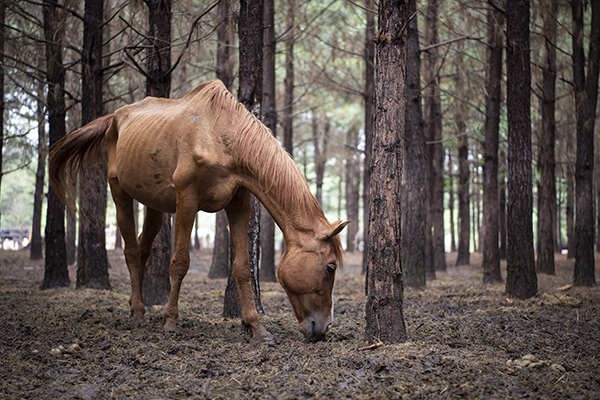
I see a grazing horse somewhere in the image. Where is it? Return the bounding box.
[49,79,348,341]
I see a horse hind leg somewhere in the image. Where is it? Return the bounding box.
[110,181,146,324]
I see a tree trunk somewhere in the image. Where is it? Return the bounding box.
[31,85,47,261]
[42,1,70,290]
[505,0,537,299]
[143,0,172,306]
[482,6,503,283]
[224,0,265,318]
[210,0,235,280]
[345,128,360,253]
[499,150,507,260]
[66,211,76,265]
[313,113,330,206]
[362,0,375,275]
[77,0,111,290]
[455,48,470,267]
[572,0,600,287]
[536,0,557,276]
[260,0,277,282]
[282,0,295,157]
[448,150,456,253]
[365,0,408,344]
[566,131,575,258]
[193,214,200,250]
[424,0,445,275]
[0,1,4,229]
[401,0,426,289]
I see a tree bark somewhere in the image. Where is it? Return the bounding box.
[401,0,426,289]
[365,0,408,344]
[455,48,470,267]
[362,0,375,275]
[482,6,503,283]
[499,150,507,260]
[77,0,111,290]
[345,127,360,253]
[448,150,456,253]
[210,0,235,280]
[572,0,600,286]
[31,84,47,261]
[566,130,575,258]
[536,0,557,276]
[505,0,537,299]
[143,0,172,306]
[260,0,277,282]
[424,0,445,275]
[42,0,70,290]
[313,113,330,206]
[0,1,4,228]
[282,0,295,157]
[66,212,76,265]
[224,0,265,318]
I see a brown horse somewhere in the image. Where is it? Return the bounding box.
[49,79,348,341]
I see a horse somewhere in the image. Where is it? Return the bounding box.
[49,79,349,341]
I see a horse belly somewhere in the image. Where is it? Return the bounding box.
[114,128,179,213]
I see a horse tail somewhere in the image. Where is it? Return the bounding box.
[49,114,114,216]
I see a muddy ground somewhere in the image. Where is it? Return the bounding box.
[0,248,599,399]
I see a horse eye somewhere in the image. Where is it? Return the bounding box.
[326,263,336,274]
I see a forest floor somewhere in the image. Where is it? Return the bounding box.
[0,248,599,399]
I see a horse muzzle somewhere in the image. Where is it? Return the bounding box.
[300,317,332,342]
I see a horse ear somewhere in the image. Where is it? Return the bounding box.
[326,220,350,239]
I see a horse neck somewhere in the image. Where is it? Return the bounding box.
[230,124,329,243]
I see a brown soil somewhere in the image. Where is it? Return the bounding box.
[0,248,599,399]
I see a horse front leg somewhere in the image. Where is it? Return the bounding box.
[226,188,272,340]
[162,189,197,331]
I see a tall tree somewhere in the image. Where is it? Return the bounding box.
[260,0,277,282]
[365,0,408,344]
[362,0,375,275]
[423,0,445,275]
[282,0,295,156]
[76,0,111,290]
[312,112,330,205]
[505,0,537,299]
[572,0,600,286]
[402,0,426,289]
[224,0,265,318]
[345,126,360,253]
[447,150,456,252]
[499,150,507,260]
[455,47,470,267]
[0,1,4,227]
[143,0,172,305]
[482,5,504,283]
[536,0,558,276]
[30,83,46,260]
[41,0,69,289]
[209,0,235,280]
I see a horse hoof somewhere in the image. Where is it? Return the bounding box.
[163,319,177,332]
[252,326,273,341]
[130,312,145,326]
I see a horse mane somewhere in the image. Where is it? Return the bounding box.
[199,80,344,267]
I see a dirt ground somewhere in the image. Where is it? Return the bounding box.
[0,248,598,400]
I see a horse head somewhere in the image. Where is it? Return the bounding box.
[277,220,349,341]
